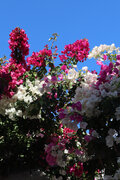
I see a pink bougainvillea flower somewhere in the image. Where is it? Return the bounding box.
[70,112,82,123]
[67,162,84,178]
[9,27,29,65]
[27,48,52,67]
[103,54,107,60]
[51,76,57,83]
[116,54,120,60]
[61,64,67,71]
[46,154,56,166]
[58,74,63,80]
[72,102,82,111]
[59,39,90,63]
[84,135,92,142]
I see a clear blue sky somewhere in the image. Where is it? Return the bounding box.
[0,0,120,72]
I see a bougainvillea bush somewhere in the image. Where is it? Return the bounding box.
[0,27,120,180]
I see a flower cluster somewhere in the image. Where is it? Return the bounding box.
[73,70,99,117]
[1,28,120,179]
[67,162,84,178]
[59,102,83,130]
[59,45,120,178]
[0,75,56,120]
[9,27,29,65]
[45,126,87,180]
[88,43,120,60]
[0,62,27,99]
[27,48,52,67]
[59,39,90,63]
[0,28,30,99]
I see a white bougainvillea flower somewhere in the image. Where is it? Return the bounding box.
[67,68,79,81]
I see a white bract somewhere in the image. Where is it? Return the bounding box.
[88,44,119,61]
[0,76,53,120]
[67,68,79,82]
[73,71,100,117]
[82,66,88,72]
